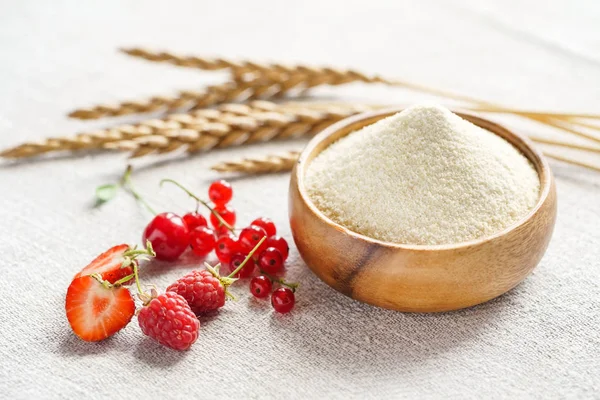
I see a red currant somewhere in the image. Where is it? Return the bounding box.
[228,253,256,278]
[210,205,236,231]
[189,226,216,257]
[208,180,233,206]
[238,225,267,254]
[271,287,295,313]
[265,236,289,261]
[215,232,239,264]
[142,212,189,261]
[250,276,272,298]
[258,247,284,274]
[214,225,231,237]
[183,212,207,231]
[251,217,276,237]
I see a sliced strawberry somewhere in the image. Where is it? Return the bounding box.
[65,275,135,342]
[74,244,133,284]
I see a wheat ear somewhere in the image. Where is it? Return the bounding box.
[1,102,280,158]
[107,104,357,158]
[212,151,300,174]
[67,76,305,120]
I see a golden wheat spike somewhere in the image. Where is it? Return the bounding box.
[121,48,384,86]
[107,107,357,158]
[2,102,286,159]
[212,151,300,174]
[68,81,252,120]
[67,74,340,121]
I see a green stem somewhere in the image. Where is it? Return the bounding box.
[133,263,143,297]
[160,178,234,232]
[259,269,299,292]
[112,273,134,287]
[122,165,158,215]
[90,273,112,289]
[123,241,156,259]
[227,237,266,278]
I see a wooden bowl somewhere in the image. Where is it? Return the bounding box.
[289,108,557,312]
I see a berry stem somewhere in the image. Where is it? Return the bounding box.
[160,179,234,232]
[259,269,299,292]
[90,273,112,289]
[227,236,266,279]
[121,165,158,215]
[132,262,144,297]
[123,241,156,260]
[112,241,155,297]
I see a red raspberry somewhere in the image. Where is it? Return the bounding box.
[166,270,225,314]
[138,292,199,351]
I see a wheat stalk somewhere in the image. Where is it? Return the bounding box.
[212,151,300,174]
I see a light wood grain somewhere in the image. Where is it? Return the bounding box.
[289,109,557,312]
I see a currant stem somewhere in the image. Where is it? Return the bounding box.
[259,269,299,292]
[227,236,266,279]
[160,178,234,232]
[121,165,158,215]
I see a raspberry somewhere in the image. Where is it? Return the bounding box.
[138,291,200,351]
[166,270,225,314]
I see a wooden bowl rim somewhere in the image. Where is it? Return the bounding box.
[294,107,553,251]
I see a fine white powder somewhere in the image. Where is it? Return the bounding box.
[305,104,541,245]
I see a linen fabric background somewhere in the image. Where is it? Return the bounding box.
[0,1,598,398]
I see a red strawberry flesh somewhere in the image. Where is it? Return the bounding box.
[65,275,135,342]
[74,244,133,284]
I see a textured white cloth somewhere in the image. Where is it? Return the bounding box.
[0,1,598,399]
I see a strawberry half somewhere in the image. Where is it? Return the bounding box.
[74,244,133,284]
[65,275,135,342]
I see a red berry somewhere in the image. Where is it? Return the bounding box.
[208,180,233,206]
[167,270,225,314]
[271,287,295,313]
[258,247,284,274]
[138,292,200,351]
[210,205,236,231]
[189,226,216,257]
[250,276,272,298]
[183,212,208,231]
[214,225,231,237]
[142,212,189,261]
[215,232,239,264]
[265,236,289,261]
[66,275,135,342]
[251,217,276,237]
[238,225,267,254]
[228,252,256,278]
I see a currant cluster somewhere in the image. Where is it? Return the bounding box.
[141,179,296,313]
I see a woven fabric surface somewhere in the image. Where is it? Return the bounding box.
[0,1,598,399]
